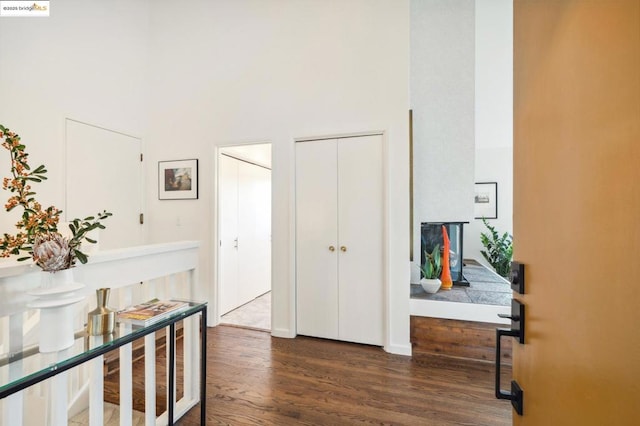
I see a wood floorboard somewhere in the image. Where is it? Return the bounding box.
[176,325,511,425]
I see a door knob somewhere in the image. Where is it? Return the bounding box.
[340,246,347,252]
[329,246,335,252]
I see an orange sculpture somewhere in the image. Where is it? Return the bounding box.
[440,225,453,290]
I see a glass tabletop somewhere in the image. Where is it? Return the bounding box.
[0,300,206,399]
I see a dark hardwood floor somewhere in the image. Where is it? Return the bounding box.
[177,325,511,425]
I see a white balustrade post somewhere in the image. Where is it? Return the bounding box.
[4,313,24,425]
[144,333,156,426]
[120,343,133,426]
[89,355,104,426]
[119,289,134,425]
[50,372,68,426]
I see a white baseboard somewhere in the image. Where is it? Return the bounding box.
[271,327,295,338]
[385,342,412,356]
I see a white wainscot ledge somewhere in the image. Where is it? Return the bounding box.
[0,240,201,317]
[410,298,511,325]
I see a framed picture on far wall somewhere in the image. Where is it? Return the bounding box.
[474,182,497,219]
[159,159,198,200]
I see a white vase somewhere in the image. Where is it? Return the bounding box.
[31,296,84,352]
[27,268,85,352]
[420,278,441,294]
[40,268,74,288]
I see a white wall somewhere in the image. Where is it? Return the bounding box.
[464,0,513,268]
[0,0,411,354]
[0,0,149,253]
[410,0,476,280]
[145,0,411,354]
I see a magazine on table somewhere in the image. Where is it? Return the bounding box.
[117,299,189,326]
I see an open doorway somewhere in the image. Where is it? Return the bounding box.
[217,143,272,330]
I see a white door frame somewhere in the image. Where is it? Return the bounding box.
[211,140,272,328]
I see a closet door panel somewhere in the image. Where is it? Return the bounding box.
[295,140,339,339]
[254,165,272,298]
[237,161,271,306]
[219,155,239,315]
[337,135,384,345]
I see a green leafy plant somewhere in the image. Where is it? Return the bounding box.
[0,124,112,270]
[479,218,513,278]
[421,244,442,279]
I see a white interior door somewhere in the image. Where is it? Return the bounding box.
[295,139,339,340]
[237,161,271,306]
[65,119,143,250]
[218,155,239,315]
[337,135,384,345]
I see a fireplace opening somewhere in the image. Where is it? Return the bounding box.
[420,222,469,287]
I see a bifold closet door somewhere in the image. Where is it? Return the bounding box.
[337,135,383,345]
[295,139,339,340]
[296,135,383,345]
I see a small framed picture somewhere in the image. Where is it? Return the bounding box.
[158,159,198,200]
[474,182,497,219]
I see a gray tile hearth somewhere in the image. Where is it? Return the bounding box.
[411,260,511,306]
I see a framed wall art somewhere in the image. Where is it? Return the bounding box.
[474,181,497,219]
[159,159,198,200]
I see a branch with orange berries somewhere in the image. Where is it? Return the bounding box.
[0,124,111,271]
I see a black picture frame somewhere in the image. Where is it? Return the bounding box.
[474,182,497,219]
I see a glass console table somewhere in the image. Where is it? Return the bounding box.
[0,300,207,425]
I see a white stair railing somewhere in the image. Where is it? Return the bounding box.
[0,241,204,426]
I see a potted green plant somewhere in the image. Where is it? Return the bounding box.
[479,218,513,278]
[420,244,442,293]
